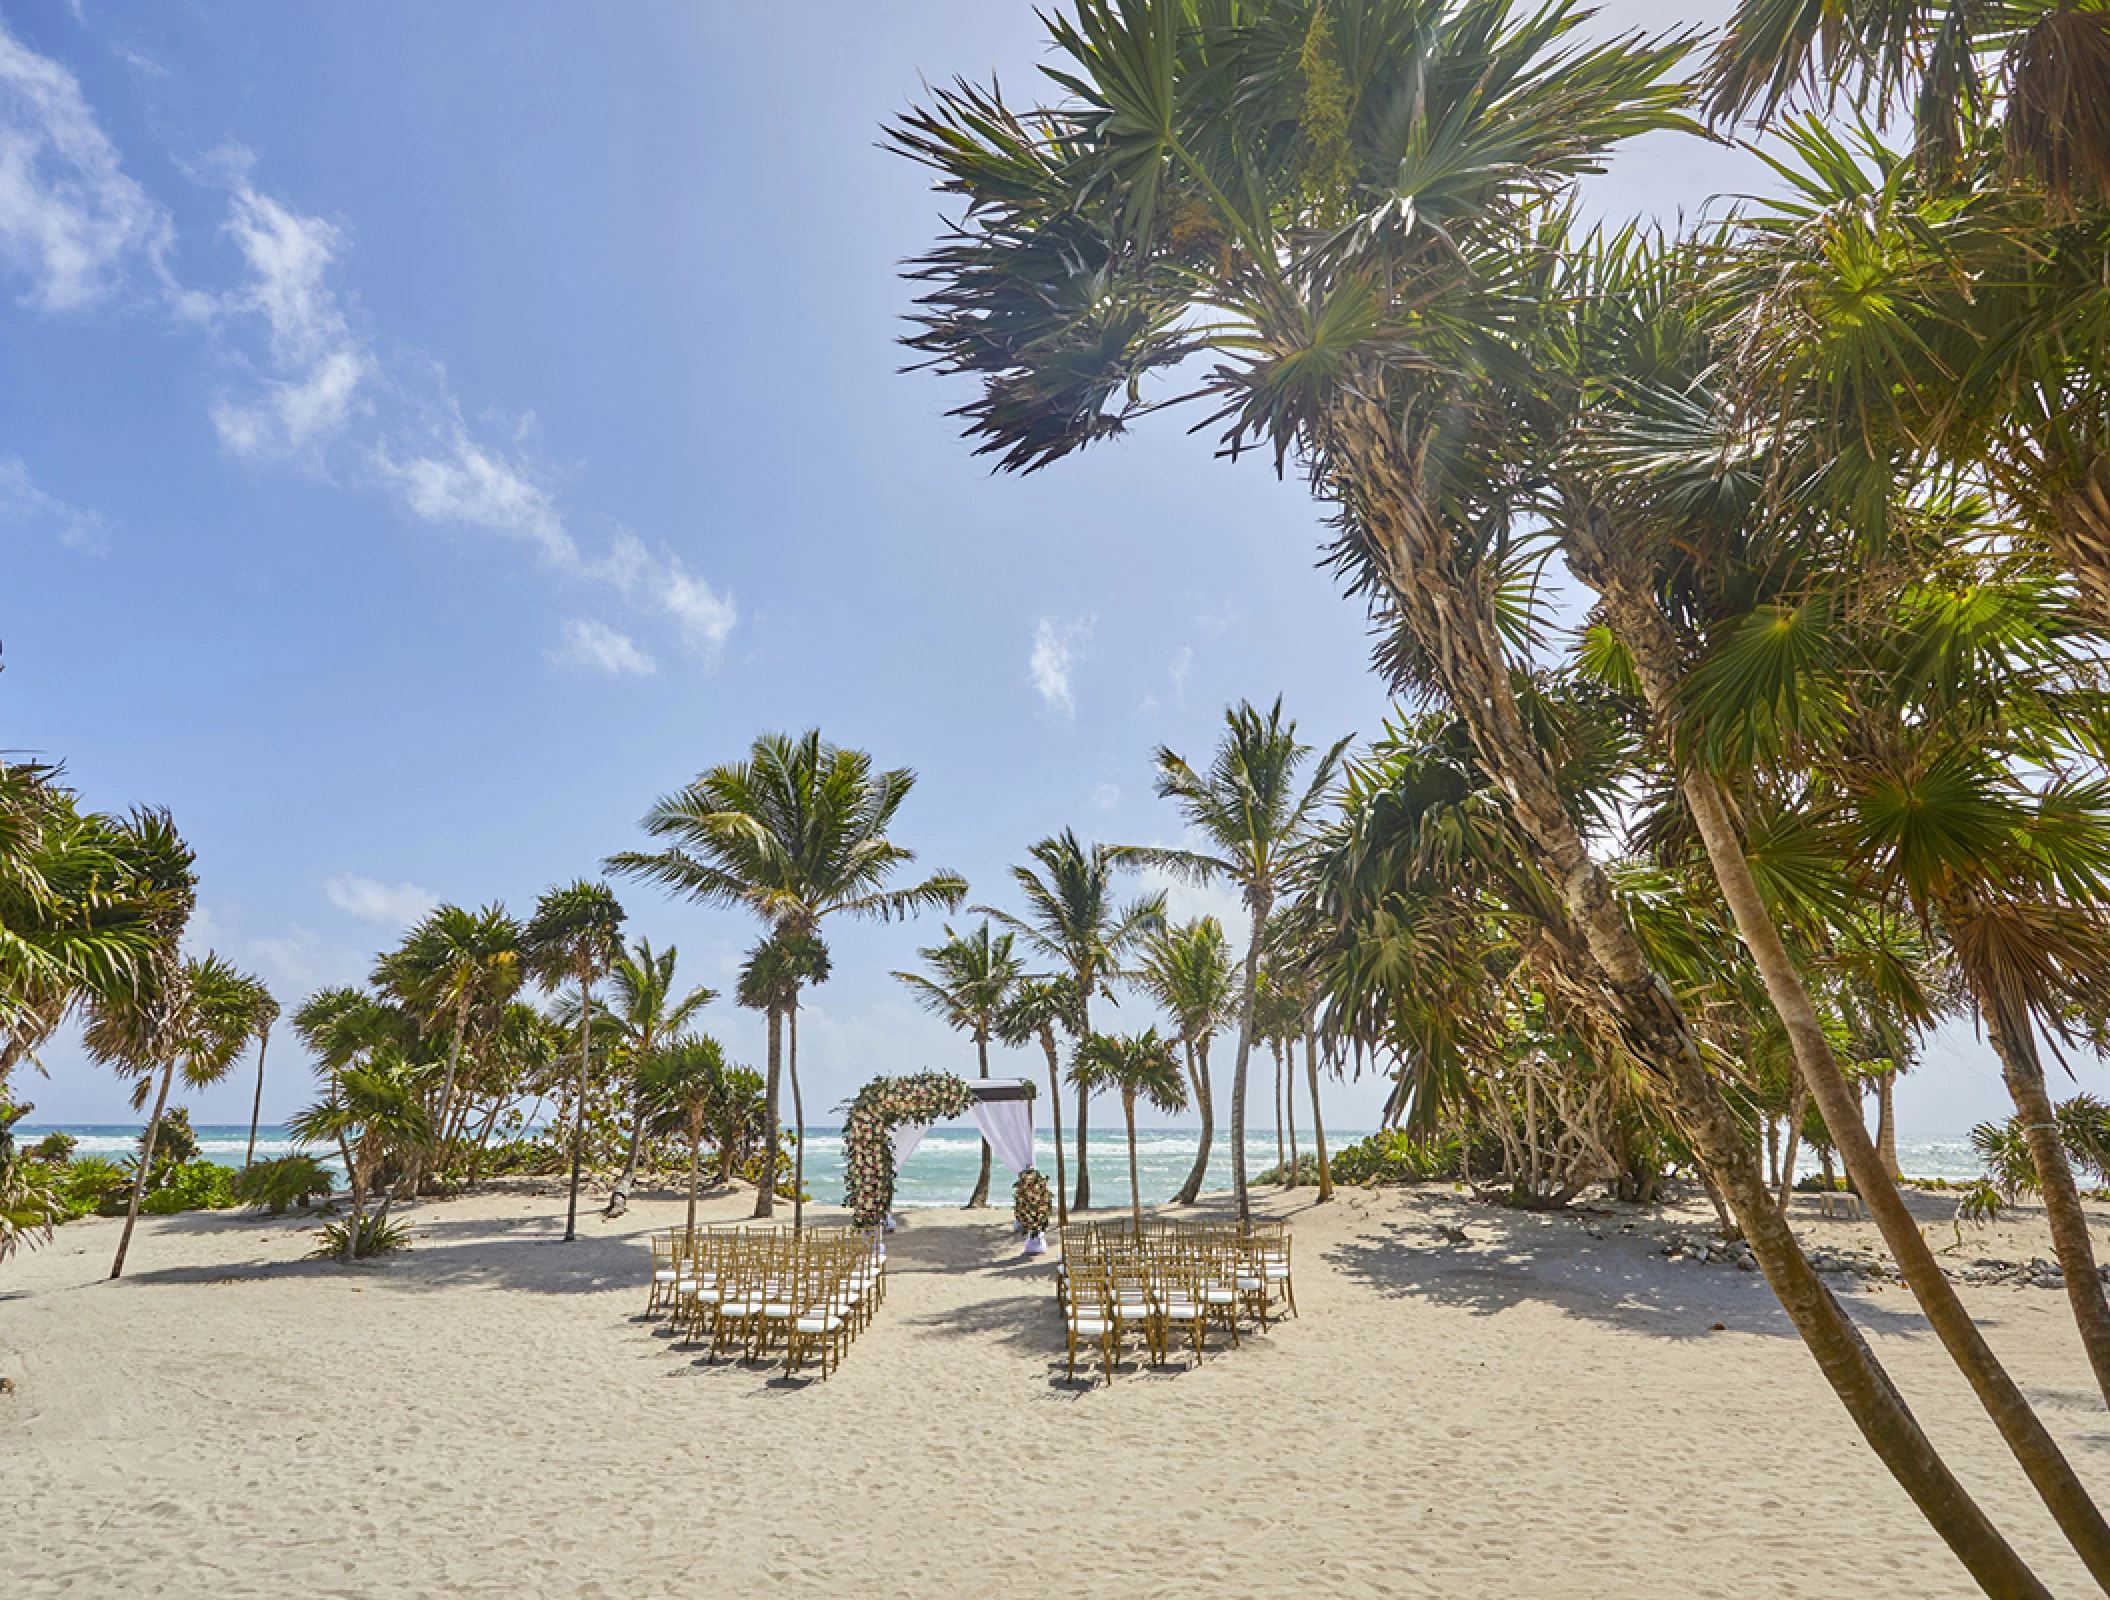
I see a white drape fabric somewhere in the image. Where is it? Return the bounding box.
[890,1122,932,1174]
[967,1098,1035,1175]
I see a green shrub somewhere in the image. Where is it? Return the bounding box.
[56,1156,127,1220]
[232,1155,334,1214]
[30,1131,77,1164]
[144,1109,201,1171]
[312,1213,413,1259]
[140,1161,237,1215]
[1330,1130,1463,1186]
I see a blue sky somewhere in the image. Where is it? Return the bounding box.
[2,0,2051,1140]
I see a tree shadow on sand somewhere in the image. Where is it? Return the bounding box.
[1326,1214,1943,1344]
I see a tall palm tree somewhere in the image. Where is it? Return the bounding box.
[522,880,627,1243]
[239,987,282,1170]
[1120,701,1346,1223]
[577,938,716,1219]
[86,950,266,1279]
[290,1054,432,1262]
[636,1033,735,1239]
[978,831,1162,1212]
[372,902,523,1188]
[607,730,965,1217]
[739,930,831,1231]
[891,6,2058,1584]
[994,976,1080,1226]
[1134,917,1234,1206]
[1072,1029,1188,1231]
[894,921,1024,1207]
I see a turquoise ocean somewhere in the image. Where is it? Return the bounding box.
[16,1124,1991,1209]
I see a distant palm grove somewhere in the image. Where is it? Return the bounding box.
[10,0,2110,1591]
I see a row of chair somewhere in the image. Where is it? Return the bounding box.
[1055,1219,1295,1384]
[648,1225,886,1379]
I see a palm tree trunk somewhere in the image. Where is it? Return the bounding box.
[1274,1034,1291,1182]
[1230,909,1267,1227]
[1041,1025,1068,1228]
[1073,992,1093,1212]
[1982,998,2110,1409]
[608,1087,649,1221]
[1875,1069,1901,1181]
[110,1056,175,1280]
[243,1024,272,1170]
[968,1031,993,1208]
[563,972,592,1243]
[755,1001,782,1219]
[686,1128,703,1238]
[470,1100,504,1185]
[1175,1039,1214,1206]
[1273,1043,1287,1183]
[428,1004,470,1193]
[1581,540,2110,1582]
[790,997,806,1235]
[1336,403,2050,1593]
[339,1136,362,1264]
[1306,1022,1332,1203]
[1125,1090,1143,1232]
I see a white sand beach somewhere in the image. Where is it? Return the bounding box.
[5,1183,2108,1599]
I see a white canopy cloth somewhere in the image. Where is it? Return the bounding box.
[890,1122,932,1173]
[967,1093,1035,1175]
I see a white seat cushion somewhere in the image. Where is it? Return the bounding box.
[1072,1318,1110,1335]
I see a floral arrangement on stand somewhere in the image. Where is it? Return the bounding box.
[842,1071,975,1229]
[1012,1167,1052,1239]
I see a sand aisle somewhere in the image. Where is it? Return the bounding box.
[5,1182,2108,1598]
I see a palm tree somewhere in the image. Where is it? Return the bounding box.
[522,880,627,1243]
[86,950,266,1279]
[994,976,1080,1227]
[1072,1029,1188,1231]
[1120,701,1346,1223]
[978,830,1162,1212]
[372,902,522,1189]
[1134,917,1234,1206]
[636,1034,735,1239]
[577,939,716,1219]
[738,930,831,1231]
[894,921,1024,1207]
[289,1055,432,1262]
[891,7,2054,1583]
[607,730,966,1217]
[239,987,282,1170]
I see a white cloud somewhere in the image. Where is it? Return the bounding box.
[372,427,575,563]
[324,873,439,928]
[550,617,656,677]
[0,456,107,552]
[0,16,168,311]
[1030,615,1093,718]
[1089,782,1122,813]
[1168,645,1194,704]
[661,557,738,654]
[208,183,373,460]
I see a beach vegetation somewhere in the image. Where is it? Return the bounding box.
[522,880,628,1245]
[636,1032,740,1237]
[312,1212,412,1261]
[1132,918,1234,1206]
[992,975,1082,1227]
[140,1161,237,1216]
[232,1154,335,1215]
[289,1055,432,1264]
[1072,1029,1188,1231]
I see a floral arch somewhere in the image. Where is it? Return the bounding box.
[841,1070,1044,1238]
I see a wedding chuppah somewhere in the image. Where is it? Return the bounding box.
[840,1072,1049,1247]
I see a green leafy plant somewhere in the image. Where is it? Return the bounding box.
[58,1156,127,1219]
[311,1213,412,1259]
[232,1154,334,1215]
[29,1131,76,1164]
[0,1153,61,1260]
[140,1160,236,1215]
[1328,1131,1467,1187]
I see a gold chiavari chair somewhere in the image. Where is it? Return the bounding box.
[1063,1262,1118,1385]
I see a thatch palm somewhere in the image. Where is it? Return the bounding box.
[86,950,267,1279]
[238,988,282,1170]
[1134,917,1234,1206]
[289,1055,432,1262]
[580,939,716,1219]
[977,830,1162,1211]
[1072,1029,1189,1230]
[893,4,2052,1584]
[994,976,1082,1226]
[1120,700,1346,1222]
[522,880,627,1243]
[636,1034,736,1238]
[373,902,522,1186]
[894,921,1024,1207]
[607,730,966,1217]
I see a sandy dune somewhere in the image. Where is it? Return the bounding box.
[5,1179,2108,1598]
